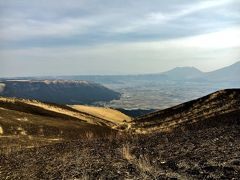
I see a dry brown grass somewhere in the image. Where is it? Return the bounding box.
[71,105,131,124]
[0,97,130,129]
[121,143,158,179]
[84,131,94,140]
[0,125,3,135]
[122,144,133,161]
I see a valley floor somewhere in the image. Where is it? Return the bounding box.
[1,123,240,179]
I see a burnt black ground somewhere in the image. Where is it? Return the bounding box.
[1,123,240,179]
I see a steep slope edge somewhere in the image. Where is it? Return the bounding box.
[132,89,240,133]
[0,80,120,104]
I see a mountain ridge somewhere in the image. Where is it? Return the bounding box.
[132,88,240,133]
[205,61,240,81]
[160,61,240,81]
[162,66,204,80]
[0,80,120,105]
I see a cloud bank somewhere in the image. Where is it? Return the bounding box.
[0,0,239,76]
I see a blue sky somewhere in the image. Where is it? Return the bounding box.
[0,0,239,77]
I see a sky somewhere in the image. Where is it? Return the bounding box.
[0,0,239,77]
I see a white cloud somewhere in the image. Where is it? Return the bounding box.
[1,27,239,76]
[150,0,232,21]
[112,0,235,33]
[165,26,240,48]
[0,17,97,41]
[1,0,237,40]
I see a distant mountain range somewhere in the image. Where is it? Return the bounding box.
[52,61,240,83]
[0,61,239,108]
[162,61,240,82]
[1,61,239,84]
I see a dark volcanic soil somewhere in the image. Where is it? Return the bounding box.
[1,123,240,179]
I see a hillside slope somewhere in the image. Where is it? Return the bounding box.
[0,100,115,154]
[0,97,130,142]
[0,105,112,139]
[0,80,120,104]
[132,89,240,133]
[70,105,131,124]
[205,61,240,82]
[0,97,130,130]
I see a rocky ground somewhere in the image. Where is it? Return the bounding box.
[1,123,240,179]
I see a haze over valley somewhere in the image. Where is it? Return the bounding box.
[3,61,238,110]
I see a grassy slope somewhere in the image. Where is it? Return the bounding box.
[132,89,240,133]
[0,97,121,154]
[0,97,130,128]
[0,107,112,137]
[70,105,131,124]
